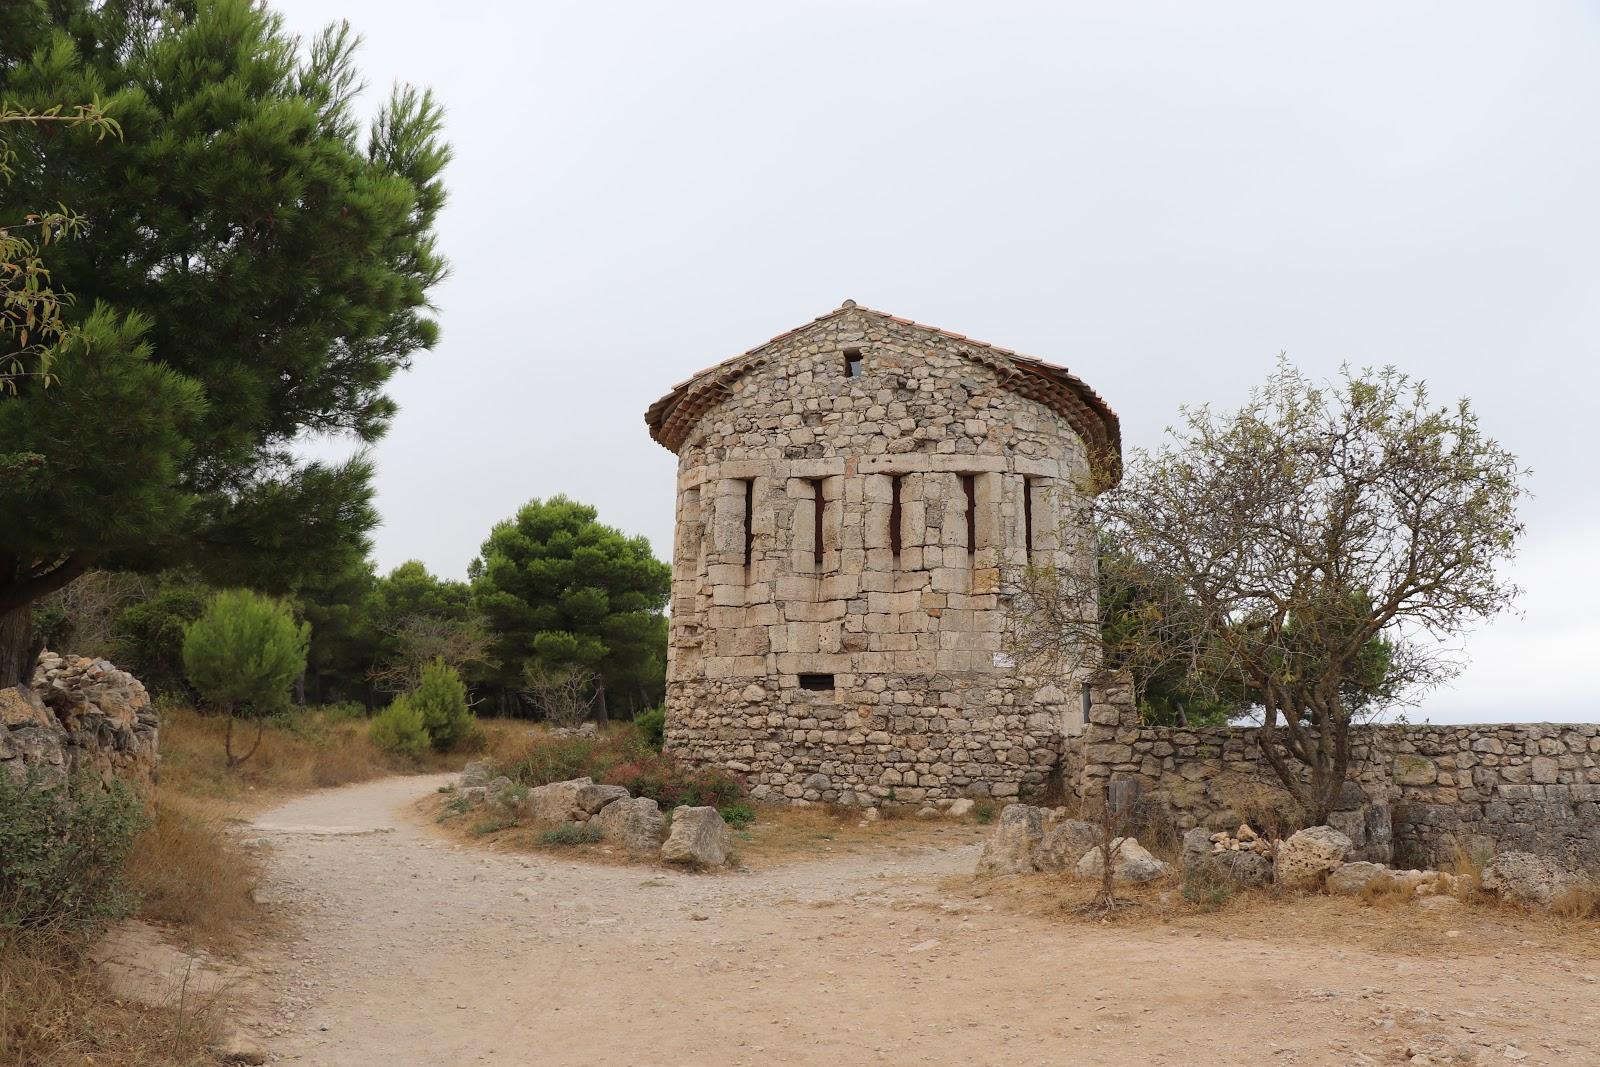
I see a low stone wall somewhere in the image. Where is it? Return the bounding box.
[0,652,159,792]
[1073,676,1600,871]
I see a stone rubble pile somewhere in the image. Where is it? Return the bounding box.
[1207,823,1274,858]
[1,651,158,790]
[456,763,732,868]
[974,802,1171,883]
[978,802,1589,910]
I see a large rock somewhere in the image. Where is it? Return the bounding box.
[1181,827,1273,887]
[1326,861,1391,896]
[525,777,596,823]
[1481,851,1579,907]
[1073,837,1172,884]
[661,805,733,867]
[573,782,631,816]
[459,760,494,787]
[1276,826,1352,889]
[595,796,664,854]
[974,803,1045,875]
[1035,816,1100,873]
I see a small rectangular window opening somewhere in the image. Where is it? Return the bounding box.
[1080,681,1094,722]
[798,673,835,692]
[1023,477,1035,559]
[843,348,863,378]
[889,475,903,556]
[961,474,977,554]
[811,478,826,565]
[743,479,754,567]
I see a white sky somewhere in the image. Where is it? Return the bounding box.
[277,1,1600,724]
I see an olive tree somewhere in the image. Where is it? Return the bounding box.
[1012,361,1526,823]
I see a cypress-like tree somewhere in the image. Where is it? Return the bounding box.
[0,0,448,687]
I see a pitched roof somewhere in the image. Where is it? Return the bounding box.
[644,301,1122,480]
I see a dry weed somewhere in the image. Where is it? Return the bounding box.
[125,791,264,952]
[0,927,217,1066]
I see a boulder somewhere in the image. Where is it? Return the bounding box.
[595,796,664,854]
[661,806,733,867]
[1327,861,1391,896]
[1327,798,1394,865]
[573,782,631,816]
[459,761,494,788]
[1481,851,1579,907]
[1182,827,1273,887]
[1035,818,1100,873]
[525,777,596,823]
[974,804,1045,875]
[1276,826,1352,889]
[946,798,976,818]
[1074,837,1172,884]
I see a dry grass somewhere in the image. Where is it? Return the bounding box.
[159,705,526,808]
[125,790,266,953]
[0,928,217,1067]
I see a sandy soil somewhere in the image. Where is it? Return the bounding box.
[231,775,1600,1066]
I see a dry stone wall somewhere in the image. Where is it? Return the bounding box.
[650,304,1112,805]
[1,652,158,791]
[1074,676,1600,871]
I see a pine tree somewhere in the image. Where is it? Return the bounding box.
[0,0,448,687]
[472,497,671,717]
[182,588,309,767]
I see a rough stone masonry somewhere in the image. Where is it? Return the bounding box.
[645,301,1119,805]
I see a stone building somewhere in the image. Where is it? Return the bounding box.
[644,301,1120,805]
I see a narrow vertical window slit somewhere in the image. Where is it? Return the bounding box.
[743,479,754,568]
[811,479,826,565]
[889,475,903,557]
[961,474,976,554]
[1023,477,1035,560]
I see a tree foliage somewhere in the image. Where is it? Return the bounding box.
[0,0,448,686]
[472,497,670,716]
[182,589,309,766]
[1012,361,1526,822]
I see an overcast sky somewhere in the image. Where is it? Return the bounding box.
[277,1,1598,724]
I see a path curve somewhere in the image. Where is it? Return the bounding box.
[243,775,1600,1066]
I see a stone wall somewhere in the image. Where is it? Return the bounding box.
[1073,676,1600,870]
[0,652,158,791]
[649,303,1117,805]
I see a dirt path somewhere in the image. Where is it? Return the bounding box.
[243,775,1600,1066]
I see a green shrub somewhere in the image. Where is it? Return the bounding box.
[633,706,666,751]
[1181,869,1233,911]
[113,579,209,699]
[538,822,602,846]
[973,800,997,825]
[0,773,148,932]
[718,800,756,828]
[316,700,369,723]
[369,698,431,760]
[409,659,475,752]
[471,814,517,836]
[601,755,746,810]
